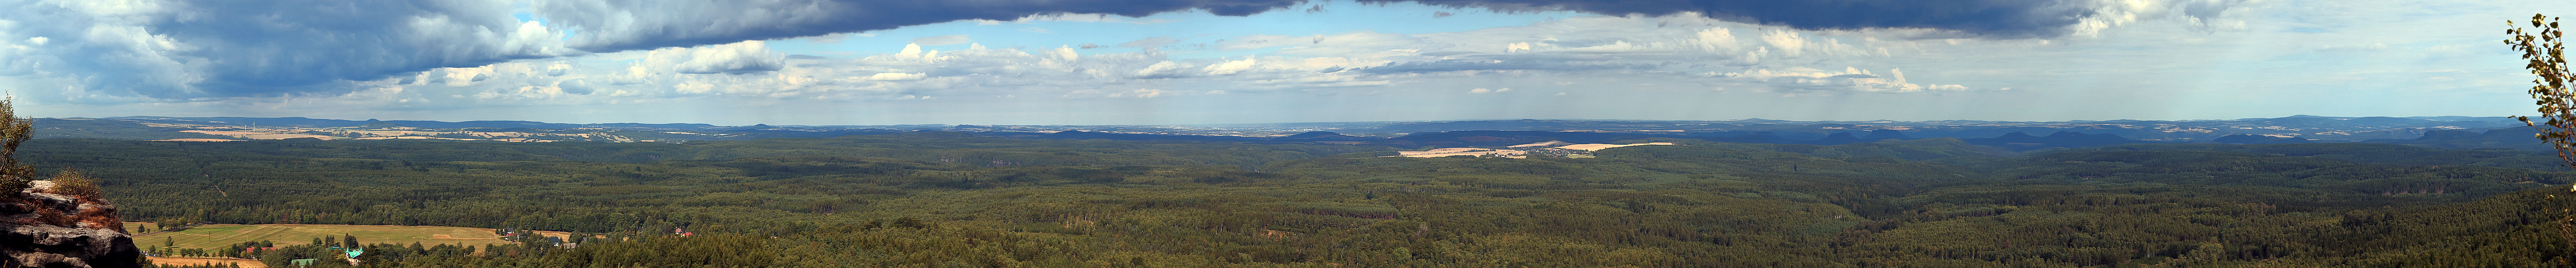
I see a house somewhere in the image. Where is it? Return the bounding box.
[323,247,366,264]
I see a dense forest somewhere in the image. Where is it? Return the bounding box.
[41,133,2576,267]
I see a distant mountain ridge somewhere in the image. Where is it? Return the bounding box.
[25,116,2542,153]
[1342,116,2516,142]
[108,116,723,129]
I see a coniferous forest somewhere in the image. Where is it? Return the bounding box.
[37,132,2576,267]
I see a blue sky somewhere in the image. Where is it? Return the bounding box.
[0,0,2569,125]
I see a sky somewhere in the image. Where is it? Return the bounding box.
[0,0,2570,125]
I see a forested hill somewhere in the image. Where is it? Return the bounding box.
[40,134,2576,266]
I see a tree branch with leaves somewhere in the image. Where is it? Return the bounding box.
[2507,13,2576,264]
[2512,13,2573,168]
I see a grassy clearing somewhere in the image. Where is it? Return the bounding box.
[133,224,570,251]
[122,222,158,233]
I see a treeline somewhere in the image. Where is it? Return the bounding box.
[43,135,2576,266]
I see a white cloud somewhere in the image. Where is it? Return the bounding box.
[865,72,928,81]
[1759,29,1806,57]
[646,41,786,75]
[1718,67,1967,94]
[556,79,596,95]
[388,12,2009,108]
[1119,89,1167,98]
[1202,57,1259,76]
[1131,61,1195,78]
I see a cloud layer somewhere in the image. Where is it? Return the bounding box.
[1,0,581,100]
[1380,0,2251,37]
[0,0,2251,102]
[369,12,2004,114]
[29,0,2545,126]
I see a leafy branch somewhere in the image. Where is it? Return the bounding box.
[2511,13,2573,168]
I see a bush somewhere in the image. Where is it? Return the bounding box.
[48,168,99,198]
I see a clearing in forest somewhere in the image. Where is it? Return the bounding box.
[123,222,159,233]
[133,224,570,250]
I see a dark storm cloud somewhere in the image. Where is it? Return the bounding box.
[538,0,1311,53]
[543,0,2215,55]
[155,1,555,90]
[1364,0,2195,38]
[22,0,1312,100]
[7,0,568,99]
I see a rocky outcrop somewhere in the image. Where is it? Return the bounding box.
[1,181,139,268]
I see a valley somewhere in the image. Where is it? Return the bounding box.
[38,130,2575,266]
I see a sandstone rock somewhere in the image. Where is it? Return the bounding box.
[0,180,138,268]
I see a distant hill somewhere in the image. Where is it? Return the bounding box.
[2212,134,2316,144]
[110,116,722,129]
[33,117,889,143]
[28,116,2546,154]
[2071,143,2568,170]
[2360,127,2550,151]
[1310,116,2517,142]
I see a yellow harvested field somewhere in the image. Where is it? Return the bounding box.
[352,136,476,140]
[178,130,337,140]
[1397,147,1491,155]
[148,257,267,268]
[1556,142,1677,151]
[341,130,443,137]
[1508,141,1574,147]
[462,132,537,138]
[147,138,242,142]
[1385,148,1529,158]
[134,224,571,251]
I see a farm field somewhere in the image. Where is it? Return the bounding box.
[134,224,570,251]
[146,256,266,268]
[122,222,158,233]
